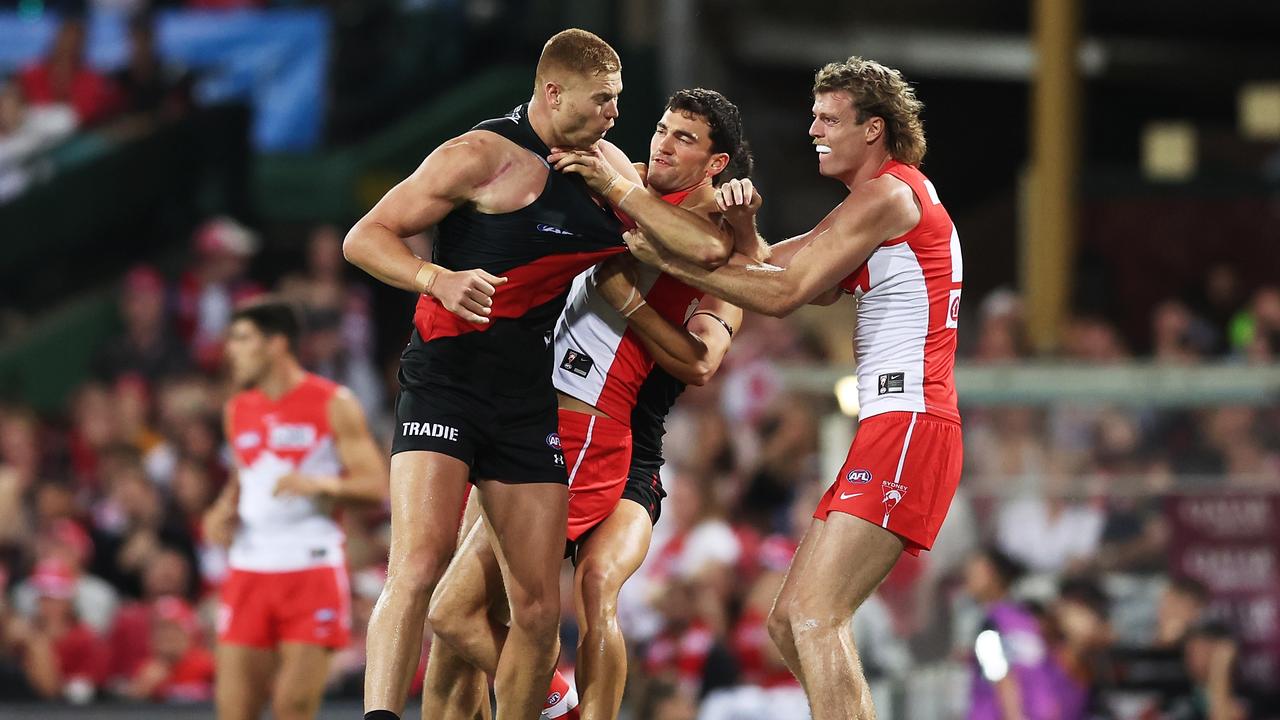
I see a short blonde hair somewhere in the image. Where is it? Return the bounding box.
[813,56,926,166]
[535,29,621,86]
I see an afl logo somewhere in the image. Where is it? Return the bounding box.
[846,469,873,484]
[547,691,562,706]
[546,433,562,450]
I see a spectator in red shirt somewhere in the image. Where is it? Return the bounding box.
[119,596,214,703]
[92,265,191,384]
[644,578,736,699]
[17,558,110,701]
[19,17,120,127]
[174,217,263,371]
[106,548,195,687]
[112,13,193,120]
[12,521,121,635]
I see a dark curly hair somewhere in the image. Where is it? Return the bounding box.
[665,88,753,185]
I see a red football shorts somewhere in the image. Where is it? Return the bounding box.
[560,408,633,542]
[217,565,351,649]
[814,411,962,556]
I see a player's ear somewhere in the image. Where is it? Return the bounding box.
[865,116,885,145]
[707,152,729,178]
[270,333,291,358]
[543,80,562,108]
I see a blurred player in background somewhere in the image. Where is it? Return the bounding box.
[204,300,388,720]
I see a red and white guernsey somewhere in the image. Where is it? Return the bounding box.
[226,374,345,572]
[553,189,703,421]
[554,266,702,421]
[839,160,962,424]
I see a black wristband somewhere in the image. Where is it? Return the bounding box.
[687,311,734,338]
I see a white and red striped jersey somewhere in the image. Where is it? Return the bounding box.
[839,160,962,424]
[552,188,704,422]
[226,373,346,572]
[554,265,702,422]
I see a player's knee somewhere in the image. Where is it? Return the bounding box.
[508,590,561,639]
[767,603,796,649]
[271,689,319,720]
[577,559,622,620]
[385,554,446,596]
[785,597,845,640]
[426,591,482,642]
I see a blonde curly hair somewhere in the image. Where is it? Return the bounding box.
[813,56,926,166]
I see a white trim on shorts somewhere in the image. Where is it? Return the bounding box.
[884,412,918,528]
[567,416,597,488]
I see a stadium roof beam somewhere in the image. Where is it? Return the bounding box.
[729,23,1280,84]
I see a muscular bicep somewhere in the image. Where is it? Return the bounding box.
[767,234,817,267]
[780,177,919,307]
[360,132,499,237]
[687,294,741,374]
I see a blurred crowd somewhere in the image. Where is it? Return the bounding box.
[0,215,1278,719]
[0,13,195,202]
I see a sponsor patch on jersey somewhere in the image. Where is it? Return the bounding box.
[946,288,961,329]
[846,468,873,484]
[537,223,575,236]
[547,691,562,706]
[234,431,261,449]
[878,372,905,395]
[269,424,317,449]
[560,348,594,378]
[546,432,562,450]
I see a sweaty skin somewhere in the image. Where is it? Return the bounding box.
[347,60,642,720]
[620,89,931,720]
[425,103,757,720]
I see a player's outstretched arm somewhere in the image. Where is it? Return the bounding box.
[548,143,733,268]
[274,389,388,504]
[343,132,509,324]
[592,257,740,386]
[762,235,842,306]
[629,175,918,317]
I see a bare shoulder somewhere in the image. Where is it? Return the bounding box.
[832,174,921,241]
[597,139,642,182]
[327,386,369,431]
[431,130,510,177]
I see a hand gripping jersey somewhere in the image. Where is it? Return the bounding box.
[226,373,345,572]
[552,188,702,424]
[411,103,628,382]
[839,160,962,424]
[391,104,629,482]
[551,188,702,532]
